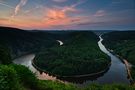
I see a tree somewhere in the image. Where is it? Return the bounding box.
[0,65,22,90]
[0,45,11,64]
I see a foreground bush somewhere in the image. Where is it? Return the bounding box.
[0,64,135,90]
[10,64,38,89]
[0,65,24,90]
[84,84,135,90]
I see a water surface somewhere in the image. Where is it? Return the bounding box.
[13,37,130,86]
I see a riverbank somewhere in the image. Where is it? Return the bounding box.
[105,48,134,84]
[102,31,135,85]
[16,35,129,85]
[123,60,134,84]
[32,57,111,78]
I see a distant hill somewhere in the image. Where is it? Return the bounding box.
[0,26,58,58]
[93,30,115,36]
[0,27,111,58]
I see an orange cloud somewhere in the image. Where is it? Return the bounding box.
[42,9,69,27]
[0,7,90,30]
[44,10,82,28]
[0,17,41,29]
[40,0,87,28]
[46,9,66,20]
[41,4,83,28]
[0,0,91,29]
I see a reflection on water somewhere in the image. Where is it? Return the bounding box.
[58,67,110,84]
[13,54,57,81]
[13,37,130,87]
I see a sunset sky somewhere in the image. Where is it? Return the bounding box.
[0,0,135,30]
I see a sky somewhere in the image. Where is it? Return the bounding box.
[0,0,135,30]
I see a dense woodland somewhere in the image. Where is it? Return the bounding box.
[34,32,110,76]
[0,27,63,58]
[103,31,135,81]
[0,27,135,90]
[0,47,134,90]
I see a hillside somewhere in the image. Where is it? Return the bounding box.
[0,27,66,58]
[34,31,110,76]
[0,27,135,90]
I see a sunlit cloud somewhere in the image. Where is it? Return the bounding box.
[41,0,87,28]
[0,0,134,30]
[0,0,90,29]
[43,8,72,27]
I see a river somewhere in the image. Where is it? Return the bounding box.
[13,36,130,87]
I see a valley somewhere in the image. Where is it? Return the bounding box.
[0,27,135,90]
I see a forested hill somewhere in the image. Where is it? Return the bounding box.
[34,31,110,76]
[102,31,135,81]
[102,31,135,59]
[0,27,104,63]
[103,31,135,41]
[0,27,102,59]
[0,27,69,58]
[0,27,135,90]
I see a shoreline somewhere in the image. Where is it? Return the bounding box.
[32,58,111,78]
[123,60,134,84]
[107,49,134,84]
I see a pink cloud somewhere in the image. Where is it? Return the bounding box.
[41,1,84,27]
[0,0,93,29]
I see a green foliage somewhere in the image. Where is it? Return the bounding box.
[0,65,24,90]
[131,67,135,80]
[34,32,110,76]
[0,64,135,90]
[10,64,38,89]
[84,84,135,90]
[0,45,11,64]
[0,28,135,90]
[37,80,78,90]
[0,27,57,58]
[0,64,77,90]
